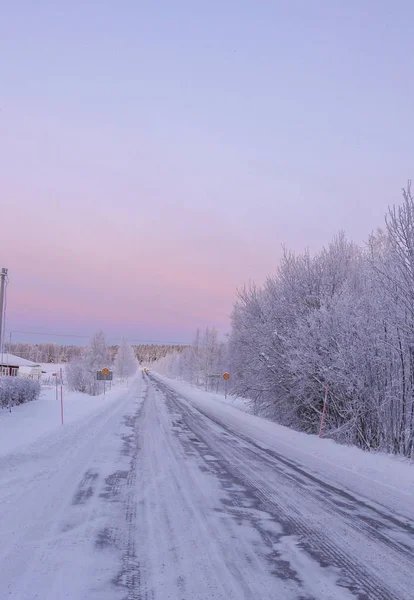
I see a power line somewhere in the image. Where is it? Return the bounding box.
[8,330,189,346]
[111,338,189,345]
[11,330,91,339]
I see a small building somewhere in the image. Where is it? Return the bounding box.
[0,353,42,378]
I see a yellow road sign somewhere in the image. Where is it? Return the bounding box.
[102,368,109,375]
[223,372,230,381]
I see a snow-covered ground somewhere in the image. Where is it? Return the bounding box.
[37,362,61,381]
[0,371,412,599]
[0,376,129,457]
[38,362,63,375]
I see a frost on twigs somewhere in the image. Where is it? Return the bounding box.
[0,377,40,409]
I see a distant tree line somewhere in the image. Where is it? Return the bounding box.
[134,344,187,363]
[8,342,82,364]
[8,342,186,366]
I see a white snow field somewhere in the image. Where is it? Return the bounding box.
[0,375,126,456]
[0,372,412,599]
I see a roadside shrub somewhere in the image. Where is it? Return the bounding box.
[66,331,110,396]
[0,377,41,409]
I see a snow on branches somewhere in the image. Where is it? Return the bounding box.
[228,187,414,458]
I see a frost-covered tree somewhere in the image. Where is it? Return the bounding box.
[114,339,137,380]
[152,327,229,392]
[227,190,414,458]
[67,331,109,395]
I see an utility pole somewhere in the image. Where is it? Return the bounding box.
[0,268,8,367]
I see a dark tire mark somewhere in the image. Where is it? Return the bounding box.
[95,526,116,550]
[71,468,99,505]
[97,380,152,600]
[151,375,414,600]
[99,470,128,502]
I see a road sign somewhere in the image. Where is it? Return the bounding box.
[102,367,109,375]
[223,372,230,381]
[97,370,113,381]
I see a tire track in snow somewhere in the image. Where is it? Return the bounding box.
[0,378,144,600]
[72,468,100,505]
[152,375,414,600]
[133,377,302,599]
[109,380,154,600]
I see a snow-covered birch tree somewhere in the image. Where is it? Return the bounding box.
[114,339,137,381]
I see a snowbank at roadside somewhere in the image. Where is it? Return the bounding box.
[153,373,414,522]
[0,381,129,457]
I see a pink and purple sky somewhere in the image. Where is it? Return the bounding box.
[1,2,413,344]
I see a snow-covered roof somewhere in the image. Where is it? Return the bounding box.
[0,353,40,367]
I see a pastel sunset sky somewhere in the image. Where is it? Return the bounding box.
[1,1,413,343]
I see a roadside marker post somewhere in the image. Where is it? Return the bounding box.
[52,373,58,402]
[60,368,64,425]
[319,384,329,437]
[223,372,230,399]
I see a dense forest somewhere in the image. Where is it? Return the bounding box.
[154,185,414,458]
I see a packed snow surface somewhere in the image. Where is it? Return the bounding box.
[0,372,412,599]
[156,374,414,522]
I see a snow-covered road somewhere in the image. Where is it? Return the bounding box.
[0,373,412,599]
